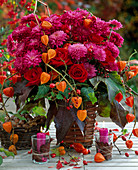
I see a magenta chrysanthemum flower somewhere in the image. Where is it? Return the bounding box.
[12,26,32,42]
[105,61,119,71]
[71,25,91,42]
[92,44,106,61]
[45,14,62,33]
[23,49,41,68]
[109,31,124,47]
[15,41,26,57]
[7,34,16,54]
[49,31,67,48]
[105,42,119,58]
[93,17,109,34]
[84,63,97,78]
[31,25,43,37]
[68,43,87,60]
[14,57,28,74]
[108,19,123,30]
[21,13,40,25]
[61,8,89,26]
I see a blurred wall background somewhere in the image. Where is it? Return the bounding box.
[0,0,138,93]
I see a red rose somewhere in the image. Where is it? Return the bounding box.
[24,67,42,86]
[69,64,88,82]
[50,48,72,67]
[89,33,104,45]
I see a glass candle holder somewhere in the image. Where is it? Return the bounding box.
[95,132,113,160]
[31,134,50,164]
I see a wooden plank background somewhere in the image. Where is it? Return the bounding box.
[1,122,138,170]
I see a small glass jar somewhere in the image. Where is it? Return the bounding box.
[95,132,113,160]
[31,134,50,164]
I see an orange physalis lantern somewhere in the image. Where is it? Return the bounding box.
[42,21,52,29]
[83,19,92,28]
[71,97,82,109]
[41,35,49,46]
[125,140,133,149]
[77,110,87,121]
[56,81,66,92]
[48,49,56,60]
[94,153,105,163]
[117,61,126,72]
[132,129,138,137]
[130,66,138,76]
[125,71,135,81]
[3,87,14,97]
[126,113,135,123]
[10,134,19,145]
[3,121,12,133]
[42,53,49,64]
[40,72,50,84]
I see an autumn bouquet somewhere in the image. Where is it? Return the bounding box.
[0,1,138,148]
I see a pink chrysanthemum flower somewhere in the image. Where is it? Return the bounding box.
[49,31,67,48]
[108,19,123,30]
[23,49,41,68]
[92,44,106,61]
[84,62,97,78]
[68,43,87,60]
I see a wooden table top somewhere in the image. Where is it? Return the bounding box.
[1,122,138,170]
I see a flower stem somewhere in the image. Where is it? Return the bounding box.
[46,63,77,95]
[129,98,136,140]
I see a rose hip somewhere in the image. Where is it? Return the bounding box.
[83,160,88,165]
[135,151,138,155]
[51,153,56,158]
[125,153,129,157]
[122,136,126,141]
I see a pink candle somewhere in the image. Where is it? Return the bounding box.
[37,133,46,152]
[99,128,108,144]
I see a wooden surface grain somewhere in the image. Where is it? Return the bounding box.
[1,122,138,170]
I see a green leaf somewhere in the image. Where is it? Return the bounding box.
[35,85,50,100]
[81,87,96,102]
[20,110,29,115]
[88,92,97,104]
[51,91,55,97]
[0,148,14,158]
[14,114,27,121]
[0,156,3,165]
[90,72,126,103]
[0,110,6,122]
[97,94,111,117]
[0,148,5,152]
[32,106,46,116]
[56,93,64,100]
[4,150,14,157]
[121,129,128,135]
